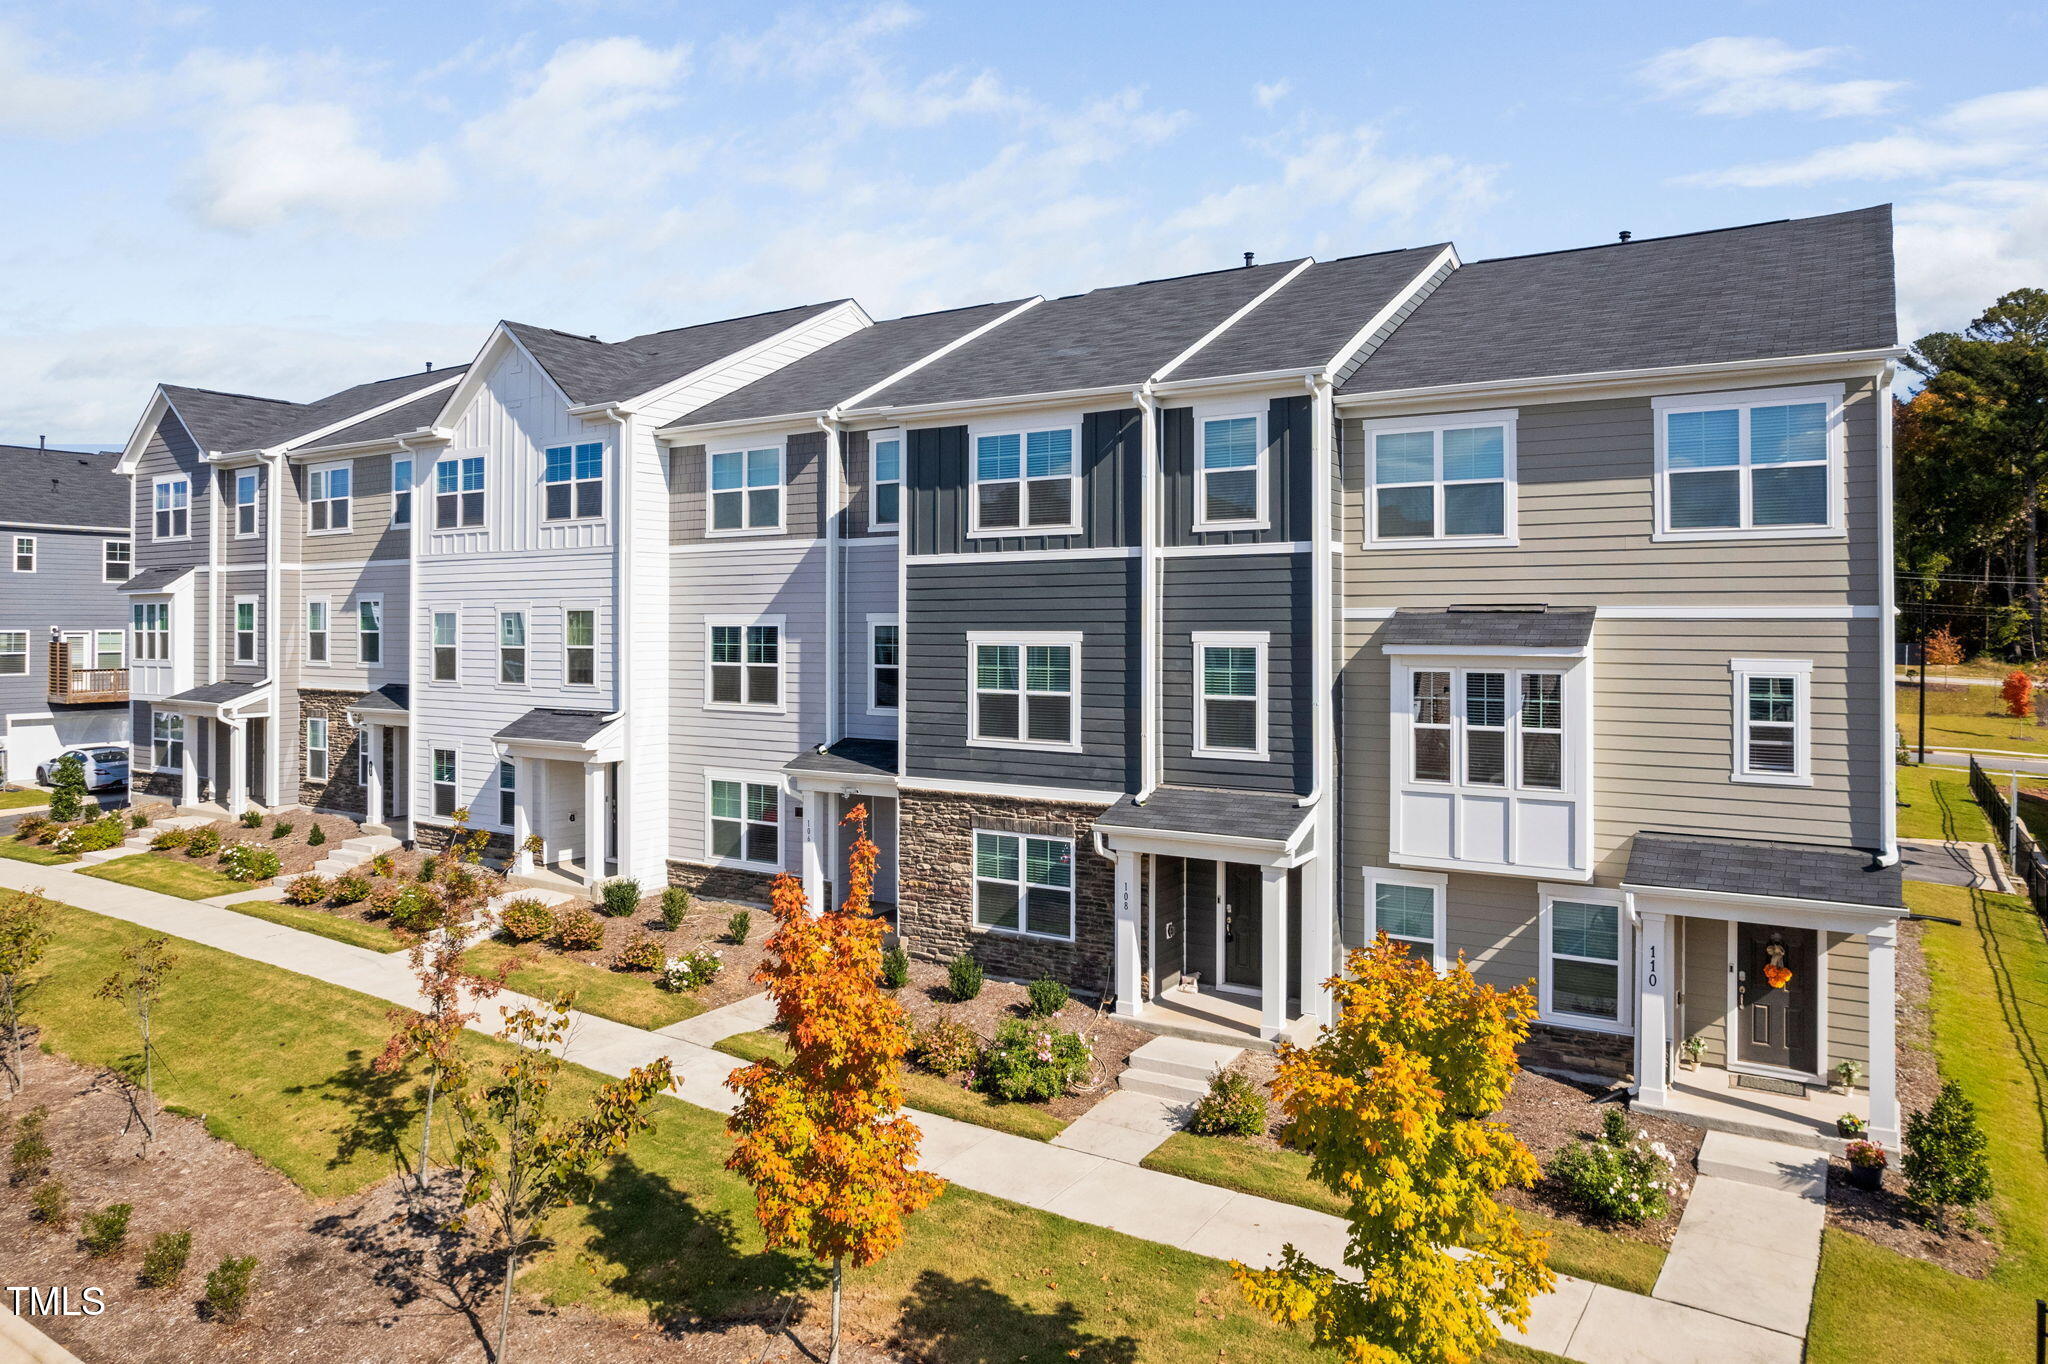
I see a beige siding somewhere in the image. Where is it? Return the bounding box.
[1680,917,1729,1066]
[295,452,408,564]
[1825,930,1870,1075]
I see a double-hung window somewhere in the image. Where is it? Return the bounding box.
[391,457,412,526]
[235,470,260,537]
[306,718,329,781]
[102,540,131,583]
[1193,632,1266,759]
[709,776,780,868]
[709,446,781,533]
[132,603,169,662]
[973,831,1074,940]
[1730,658,1811,785]
[1405,667,1566,790]
[870,433,902,528]
[1540,888,1629,1031]
[1363,868,1445,969]
[435,456,485,528]
[357,598,382,666]
[152,477,189,540]
[497,760,516,828]
[1365,412,1515,545]
[543,442,604,521]
[308,462,351,532]
[306,600,329,665]
[0,632,24,676]
[972,425,1077,533]
[431,611,457,682]
[152,712,185,771]
[868,617,899,712]
[498,610,526,684]
[970,633,1079,750]
[1655,387,1841,538]
[91,630,123,670]
[431,748,457,817]
[11,537,33,572]
[565,609,596,686]
[234,598,257,663]
[1194,412,1264,529]
[707,619,783,709]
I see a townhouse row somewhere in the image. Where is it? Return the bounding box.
[110,203,1908,1142]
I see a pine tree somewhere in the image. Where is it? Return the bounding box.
[1903,1080,1994,1228]
[47,753,85,823]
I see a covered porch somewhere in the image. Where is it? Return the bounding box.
[157,679,271,817]
[494,708,623,894]
[786,738,900,918]
[347,685,410,838]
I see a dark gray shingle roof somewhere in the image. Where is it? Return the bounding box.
[1380,606,1596,651]
[494,708,613,744]
[668,301,1033,431]
[163,369,459,453]
[784,739,898,780]
[1341,206,1896,395]
[351,684,410,714]
[164,680,264,707]
[858,260,1307,410]
[1625,832,1903,910]
[1093,786,1310,844]
[117,566,188,595]
[0,445,126,527]
[505,301,850,407]
[305,371,468,450]
[1170,246,1450,382]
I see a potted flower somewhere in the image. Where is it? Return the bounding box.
[1836,1112,1867,1139]
[1844,1139,1886,1191]
[1679,1036,1707,1071]
[1833,1059,1863,1094]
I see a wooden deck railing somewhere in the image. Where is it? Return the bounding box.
[45,640,128,704]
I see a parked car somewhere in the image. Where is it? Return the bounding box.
[35,747,129,792]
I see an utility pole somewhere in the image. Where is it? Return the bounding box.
[1917,594,1929,765]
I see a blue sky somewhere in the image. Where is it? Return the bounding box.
[3,0,2045,444]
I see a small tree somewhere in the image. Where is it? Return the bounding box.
[1903,1080,1994,1228]
[2003,669,2035,718]
[0,891,54,1094]
[46,753,85,823]
[1924,625,1964,689]
[94,935,175,1146]
[452,998,674,1364]
[1233,937,1552,1364]
[726,805,943,1364]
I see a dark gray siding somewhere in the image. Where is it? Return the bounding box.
[903,557,1137,790]
[1162,395,1313,547]
[1155,854,1186,985]
[842,430,894,539]
[1159,553,1311,794]
[0,527,133,716]
[1183,858,1215,980]
[905,408,1140,555]
[668,432,826,543]
[133,411,209,573]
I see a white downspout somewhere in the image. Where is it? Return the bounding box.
[818,413,844,748]
[1133,382,1161,804]
[1300,374,1333,811]
[263,449,285,809]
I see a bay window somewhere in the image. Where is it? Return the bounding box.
[132,602,169,662]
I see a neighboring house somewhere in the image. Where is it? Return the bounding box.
[0,443,132,784]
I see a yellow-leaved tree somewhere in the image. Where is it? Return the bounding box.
[1234,936,1553,1364]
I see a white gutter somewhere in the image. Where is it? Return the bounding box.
[263,448,285,806]
[1132,382,1161,804]
[1334,346,1910,410]
[817,413,844,747]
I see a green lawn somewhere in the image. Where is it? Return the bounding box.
[0,836,77,865]
[224,898,409,952]
[716,1028,1069,1141]
[1896,681,2048,755]
[462,938,707,1031]
[77,852,247,900]
[0,788,50,810]
[1893,763,1999,843]
[1806,879,2048,1362]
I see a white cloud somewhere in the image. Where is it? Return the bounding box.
[1679,133,2020,188]
[461,36,693,195]
[1936,84,2048,136]
[0,20,151,135]
[189,100,447,232]
[1639,37,1901,118]
[1896,179,2048,338]
[1254,79,1291,110]
[1168,127,1496,240]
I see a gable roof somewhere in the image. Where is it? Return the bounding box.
[0,444,126,527]
[1340,205,1896,396]
[666,299,1035,432]
[503,301,852,407]
[163,369,459,454]
[854,259,1308,411]
[303,369,469,451]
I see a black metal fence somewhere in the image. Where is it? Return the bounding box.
[1968,755,2048,917]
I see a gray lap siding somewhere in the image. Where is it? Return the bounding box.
[1159,552,1311,794]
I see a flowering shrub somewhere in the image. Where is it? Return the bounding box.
[1187,1067,1269,1137]
[910,1019,981,1077]
[148,827,189,851]
[1846,1139,1888,1169]
[498,897,556,942]
[387,884,443,934]
[329,873,371,906]
[183,828,221,858]
[659,948,723,993]
[1546,1108,1672,1224]
[554,907,604,951]
[978,1018,1092,1102]
[218,843,281,882]
[51,815,126,854]
[613,934,665,973]
[282,874,328,906]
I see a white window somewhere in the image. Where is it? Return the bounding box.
[360,734,373,787]
[91,630,122,670]
[1730,658,1812,786]
[971,423,1079,534]
[498,610,526,684]
[431,611,457,682]
[973,830,1075,940]
[870,433,902,528]
[234,470,260,537]
[1539,887,1630,1033]
[1362,867,1446,970]
[357,597,383,667]
[709,445,782,533]
[131,602,169,662]
[543,442,604,521]
[152,712,185,771]
[306,599,329,665]
[306,717,329,781]
[708,776,780,869]
[0,631,24,676]
[435,456,485,528]
[868,616,899,712]
[497,760,516,827]
[1653,386,1843,539]
[431,748,457,817]
[1363,411,1516,546]
[565,608,596,686]
[706,618,783,710]
[969,632,1079,751]
[1193,631,1267,760]
[1403,667,1566,790]
[12,537,34,572]
[1194,411,1266,530]
[102,540,131,583]
[233,597,257,663]
[152,477,189,540]
[308,461,352,533]
[391,457,412,526]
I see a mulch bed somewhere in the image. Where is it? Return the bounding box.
[499,891,772,1008]
[129,805,397,883]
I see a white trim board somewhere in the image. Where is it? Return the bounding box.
[1343,604,1879,621]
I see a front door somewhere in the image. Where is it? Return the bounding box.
[1735,924,1818,1074]
[1222,863,1262,989]
[245,719,264,805]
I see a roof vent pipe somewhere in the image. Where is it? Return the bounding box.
[1618,231,1633,243]
[1243,251,1255,268]
[38,435,45,449]
[425,361,434,372]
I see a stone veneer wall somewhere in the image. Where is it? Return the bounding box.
[1520,1022,1633,1082]
[895,787,1117,996]
[131,771,180,801]
[666,860,779,906]
[297,690,368,815]
[412,821,514,858]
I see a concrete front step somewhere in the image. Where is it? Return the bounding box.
[1116,1070,1209,1104]
[1695,1130,1830,1198]
[1121,1035,1245,1085]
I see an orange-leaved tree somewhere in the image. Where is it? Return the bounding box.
[1234,936,1553,1364]
[1924,625,1964,689]
[2004,669,2036,719]
[725,803,943,1363]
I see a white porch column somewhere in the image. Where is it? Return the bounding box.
[1260,864,1289,1039]
[510,756,533,875]
[1866,921,1901,1145]
[1298,852,1335,1026]
[178,716,197,808]
[224,721,246,817]
[1634,908,1675,1109]
[1112,848,1142,1017]
[800,788,828,915]
[363,724,384,831]
[582,761,608,892]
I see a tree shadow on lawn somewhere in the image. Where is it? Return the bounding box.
[886,1270,1140,1364]
[302,1050,425,1181]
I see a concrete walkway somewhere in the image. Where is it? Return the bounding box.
[0,855,1814,1363]
[1653,1132,1829,1343]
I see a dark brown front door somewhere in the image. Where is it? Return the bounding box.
[1222,863,1261,988]
[1736,924,1818,1074]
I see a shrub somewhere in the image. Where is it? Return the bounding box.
[498,897,556,942]
[910,1019,981,1077]
[881,945,909,989]
[368,852,396,878]
[9,1107,51,1182]
[219,843,281,882]
[328,873,371,906]
[2003,669,2036,719]
[1188,1068,1269,1137]
[1546,1110,1672,1224]
[726,909,751,944]
[281,874,329,906]
[204,1255,258,1323]
[270,820,294,840]
[14,814,49,842]
[239,808,263,828]
[599,877,642,918]
[306,823,326,847]
[659,947,723,992]
[440,865,480,901]
[1026,976,1069,1018]
[947,953,984,1002]
[130,811,148,830]
[29,1179,69,1228]
[1904,1080,1994,1225]
[52,814,126,853]
[184,827,221,857]
[978,1018,1092,1102]
[81,1202,133,1258]
[417,855,437,881]
[47,755,85,822]
[612,934,664,973]
[387,884,443,934]
[141,1230,193,1288]
[149,827,191,851]
[661,885,691,930]
[554,907,604,951]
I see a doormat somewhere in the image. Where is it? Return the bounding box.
[1733,1072,1808,1097]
